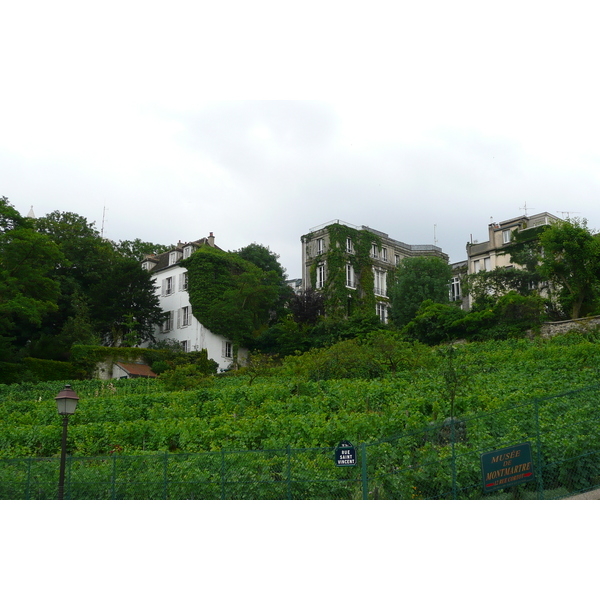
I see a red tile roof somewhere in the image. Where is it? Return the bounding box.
[116,363,157,378]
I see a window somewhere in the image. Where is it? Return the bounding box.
[346,264,355,288]
[178,306,191,328]
[484,257,491,271]
[169,252,179,266]
[371,244,379,259]
[181,340,189,352]
[502,229,512,244]
[161,311,173,333]
[450,277,461,302]
[473,260,481,274]
[183,246,193,259]
[316,263,326,289]
[376,302,388,324]
[223,341,233,359]
[395,254,400,266]
[179,272,188,292]
[163,277,174,296]
[316,238,324,255]
[346,238,354,253]
[381,247,388,262]
[373,269,387,296]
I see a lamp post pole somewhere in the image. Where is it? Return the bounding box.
[58,414,70,500]
[55,384,79,500]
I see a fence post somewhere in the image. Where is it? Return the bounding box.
[286,446,292,500]
[26,457,32,500]
[534,397,545,500]
[361,443,368,500]
[111,454,117,500]
[221,449,226,500]
[67,455,72,500]
[451,418,457,500]
[163,452,168,500]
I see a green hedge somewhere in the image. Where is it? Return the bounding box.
[22,358,86,382]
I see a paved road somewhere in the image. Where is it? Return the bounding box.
[564,488,600,500]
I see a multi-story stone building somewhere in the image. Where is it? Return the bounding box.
[464,211,561,307]
[301,220,449,323]
[467,212,560,275]
[141,234,246,371]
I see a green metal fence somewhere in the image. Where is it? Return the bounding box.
[2,385,600,499]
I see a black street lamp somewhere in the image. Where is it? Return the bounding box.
[55,384,79,500]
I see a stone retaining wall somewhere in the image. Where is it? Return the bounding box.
[538,315,600,339]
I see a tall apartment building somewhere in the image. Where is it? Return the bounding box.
[464,211,561,307]
[141,234,246,371]
[301,220,449,323]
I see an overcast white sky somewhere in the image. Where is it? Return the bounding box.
[3,1,600,278]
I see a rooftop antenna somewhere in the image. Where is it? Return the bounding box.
[100,205,107,238]
[434,224,438,246]
[519,202,534,217]
[557,211,580,219]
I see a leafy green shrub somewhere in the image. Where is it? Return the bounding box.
[22,357,86,382]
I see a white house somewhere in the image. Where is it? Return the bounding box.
[141,234,247,371]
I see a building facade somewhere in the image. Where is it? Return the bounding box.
[301,220,449,323]
[141,234,246,371]
[465,212,561,307]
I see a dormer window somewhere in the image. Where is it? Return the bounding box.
[502,229,512,244]
[183,246,193,259]
[169,252,179,266]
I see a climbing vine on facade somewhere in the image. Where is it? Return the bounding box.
[306,224,383,320]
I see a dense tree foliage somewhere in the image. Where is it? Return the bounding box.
[1,200,165,367]
[184,246,281,353]
[0,198,62,357]
[388,256,453,327]
[232,242,293,323]
[537,219,600,319]
[114,238,171,262]
[34,211,164,352]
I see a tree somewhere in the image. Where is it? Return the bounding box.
[389,256,453,327]
[184,246,281,355]
[86,255,165,346]
[536,219,600,319]
[33,210,164,353]
[233,243,286,279]
[233,243,293,323]
[466,266,543,310]
[288,288,324,325]
[0,198,62,348]
[114,238,171,262]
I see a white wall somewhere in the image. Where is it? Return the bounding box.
[149,264,246,371]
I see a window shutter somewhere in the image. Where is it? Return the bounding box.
[162,279,166,296]
[177,309,181,329]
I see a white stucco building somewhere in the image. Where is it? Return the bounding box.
[142,234,246,371]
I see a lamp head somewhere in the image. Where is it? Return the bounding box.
[55,384,79,416]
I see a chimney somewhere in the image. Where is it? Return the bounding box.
[208,232,215,247]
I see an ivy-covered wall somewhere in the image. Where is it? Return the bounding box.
[182,245,279,346]
[307,224,384,320]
